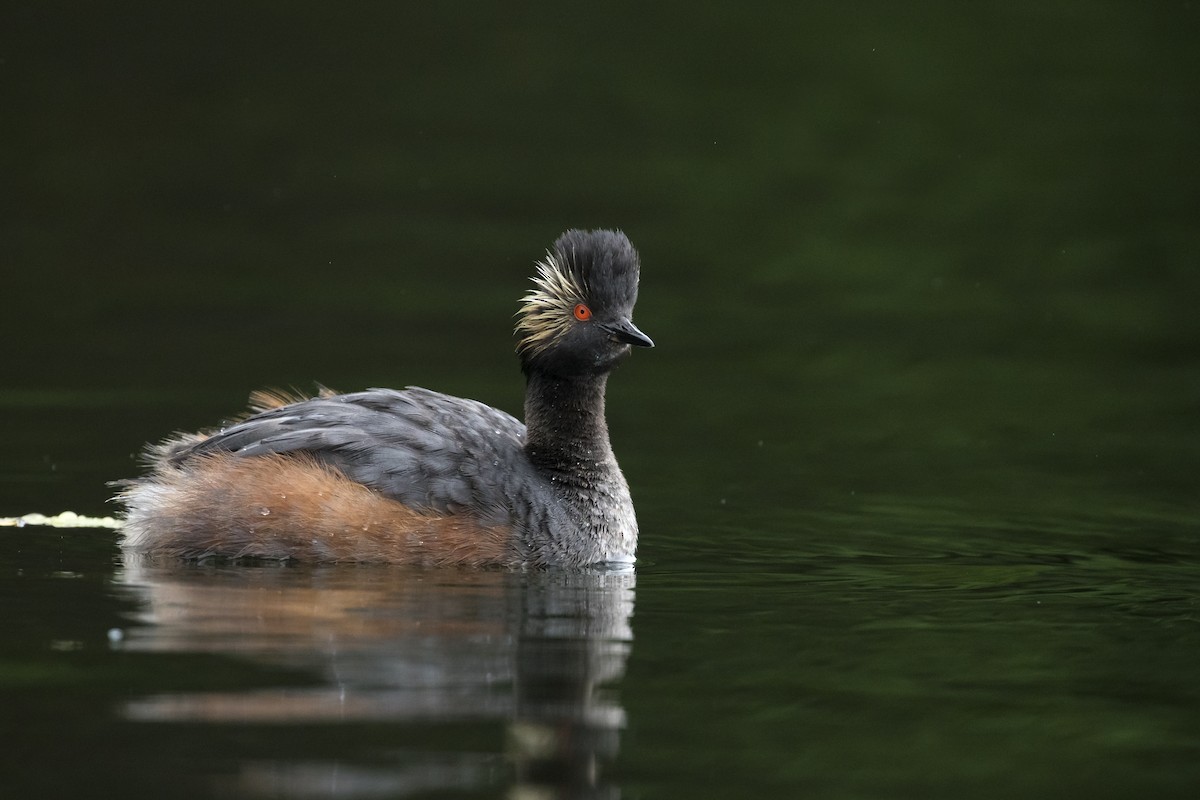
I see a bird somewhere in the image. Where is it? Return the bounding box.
[114,229,654,567]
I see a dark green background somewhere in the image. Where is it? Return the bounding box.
[3,2,1198,797]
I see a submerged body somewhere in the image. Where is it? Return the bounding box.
[117,229,653,567]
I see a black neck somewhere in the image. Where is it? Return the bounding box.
[523,371,613,476]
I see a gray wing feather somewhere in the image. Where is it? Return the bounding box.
[176,387,530,516]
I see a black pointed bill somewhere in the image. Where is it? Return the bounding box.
[601,319,654,348]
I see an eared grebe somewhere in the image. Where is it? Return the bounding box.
[116,229,653,567]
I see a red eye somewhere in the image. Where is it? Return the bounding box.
[573,303,592,321]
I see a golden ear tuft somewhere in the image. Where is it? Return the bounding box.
[514,251,588,357]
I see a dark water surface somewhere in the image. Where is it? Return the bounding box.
[3,2,1198,798]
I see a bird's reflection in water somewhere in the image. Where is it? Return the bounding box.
[114,556,634,799]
